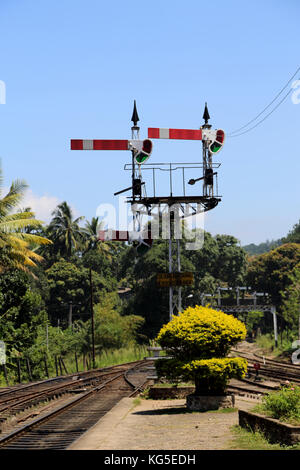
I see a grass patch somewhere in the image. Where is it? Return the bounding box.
[249,385,300,425]
[56,344,148,374]
[152,381,194,388]
[255,334,295,360]
[251,403,300,426]
[94,345,148,368]
[0,344,148,387]
[229,425,300,450]
[132,397,141,407]
[207,407,237,414]
[139,387,150,399]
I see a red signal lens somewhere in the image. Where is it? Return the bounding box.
[142,139,152,154]
[209,129,225,154]
[216,129,225,144]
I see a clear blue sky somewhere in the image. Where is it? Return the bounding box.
[0,0,299,245]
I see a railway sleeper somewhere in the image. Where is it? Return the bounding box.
[0,391,76,431]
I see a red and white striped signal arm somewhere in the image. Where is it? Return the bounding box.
[148,128,203,140]
[98,230,129,241]
[70,139,152,152]
[98,229,152,244]
[71,140,129,151]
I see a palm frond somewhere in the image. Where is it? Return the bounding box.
[0,217,43,233]
[0,165,51,274]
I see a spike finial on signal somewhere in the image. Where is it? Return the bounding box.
[203,102,210,124]
[131,100,140,127]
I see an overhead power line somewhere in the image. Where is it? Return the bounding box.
[228,65,300,138]
[229,87,293,138]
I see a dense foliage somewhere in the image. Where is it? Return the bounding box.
[246,244,300,305]
[243,239,282,255]
[1,163,300,385]
[155,306,247,395]
[122,232,248,334]
[258,383,300,424]
[281,266,300,329]
[0,169,52,272]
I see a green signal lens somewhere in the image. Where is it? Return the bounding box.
[209,129,225,155]
[210,142,221,153]
[136,151,149,164]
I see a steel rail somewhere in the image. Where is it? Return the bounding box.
[0,359,144,398]
[0,361,143,404]
[0,361,147,449]
[0,368,131,413]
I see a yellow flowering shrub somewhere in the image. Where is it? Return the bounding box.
[155,305,247,395]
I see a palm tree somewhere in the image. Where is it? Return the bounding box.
[83,216,102,250]
[0,167,52,273]
[83,216,114,259]
[47,201,85,257]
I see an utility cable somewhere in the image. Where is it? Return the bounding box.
[228,65,300,137]
[228,86,293,138]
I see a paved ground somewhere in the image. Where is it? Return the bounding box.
[68,395,257,451]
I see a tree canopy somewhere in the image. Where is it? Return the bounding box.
[246,243,300,305]
[1,160,300,386]
[155,305,247,395]
[0,166,52,273]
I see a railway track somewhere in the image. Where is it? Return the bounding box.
[227,378,280,399]
[0,360,141,399]
[0,360,145,423]
[225,345,300,399]
[1,345,298,449]
[231,348,300,384]
[0,360,150,450]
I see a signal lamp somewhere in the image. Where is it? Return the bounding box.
[209,129,225,155]
[135,139,153,164]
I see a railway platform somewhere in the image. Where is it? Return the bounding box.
[68,395,257,451]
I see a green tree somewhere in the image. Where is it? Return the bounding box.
[213,234,247,286]
[155,305,247,395]
[0,167,51,273]
[243,239,282,255]
[80,249,118,291]
[120,232,248,338]
[186,231,219,280]
[47,201,85,258]
[92,292,145,350]
[83,216,102,251]
[46,259,107,326]
[281,265,300,330]
[185,232,247,305]
[121,239,194,338]
[282,220,300,244]
[186,232,247,287]
[0,269,47,355]
[124,276,169,340]
[80,216,119,285]
[82,216,114,258]
[246,244,300,305]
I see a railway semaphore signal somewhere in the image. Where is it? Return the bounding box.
[147,103,225,199]
[70,101,226,319]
